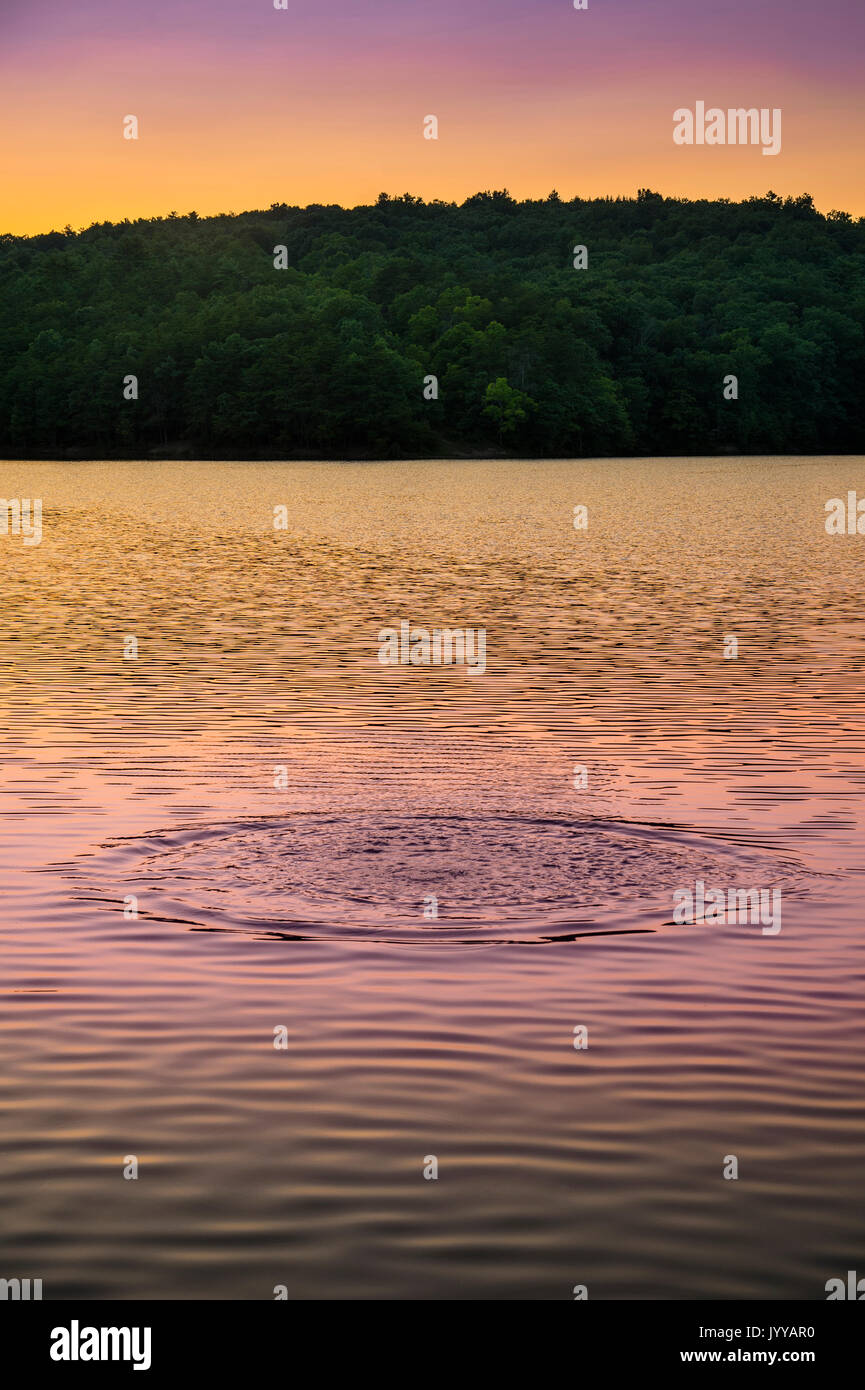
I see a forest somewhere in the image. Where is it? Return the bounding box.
[1,189,862,458]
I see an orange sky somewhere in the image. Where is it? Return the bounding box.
[1,2,862,234]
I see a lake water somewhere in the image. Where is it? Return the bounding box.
[1,456,863,1300]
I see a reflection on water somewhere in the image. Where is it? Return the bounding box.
[68,811,807,945]
[0,456,863,1300]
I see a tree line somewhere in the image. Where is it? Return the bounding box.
[1,188,862,458]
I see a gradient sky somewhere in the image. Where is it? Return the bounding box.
[1,0,863,234]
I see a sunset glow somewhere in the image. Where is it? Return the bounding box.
[2,0,863,234]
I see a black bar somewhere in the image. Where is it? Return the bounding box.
[3,1300,860,1377]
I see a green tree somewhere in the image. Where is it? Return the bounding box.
[482,378,535,441]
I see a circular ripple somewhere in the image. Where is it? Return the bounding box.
[72,813,805,944]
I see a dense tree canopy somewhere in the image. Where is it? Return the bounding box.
[1,189,862,458]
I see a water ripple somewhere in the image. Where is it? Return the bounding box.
[66,811,810,945]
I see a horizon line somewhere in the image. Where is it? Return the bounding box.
[5,187,860,242]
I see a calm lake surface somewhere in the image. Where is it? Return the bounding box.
[1,456,863,1300]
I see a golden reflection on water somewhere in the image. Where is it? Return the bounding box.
[0,457,863,1298]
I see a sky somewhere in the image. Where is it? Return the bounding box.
[1,0,863,234]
